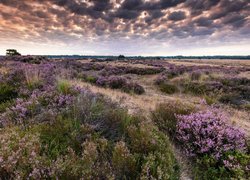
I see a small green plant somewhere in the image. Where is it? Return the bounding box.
[204,95,217,105]
[57,79,71,94]
[85,75,97,84]
[158,82,179,94]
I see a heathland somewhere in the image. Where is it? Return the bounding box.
[0,56,249,179]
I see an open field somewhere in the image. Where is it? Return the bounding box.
[0,56,249,179]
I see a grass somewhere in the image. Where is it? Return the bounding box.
[57,79,71,94]
[158,82,179,94]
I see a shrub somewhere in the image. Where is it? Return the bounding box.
[0,83,17,103]
[0,100,14,113]
[158,82,178,94]
[39,117,82,160]
[96,76,108,87]
[126,121,179,179]
[132,83,145,95]
[112,141,136,178]
[152,101,194,137]
[176,109,246,158]
[107,76,127,89]
[85,75,97,84]
[190,70,202,81]
[194,151,250,179]
[0,127,51,179]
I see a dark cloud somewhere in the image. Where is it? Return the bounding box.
[168,11,186,21]
[185,0,221,16]
[222,14,247,28]
[210,0,249,19]
[194,17,213,27]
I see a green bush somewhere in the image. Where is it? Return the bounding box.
[85,75,97,84]
[151,101,194,137]
[0,83,17,103]
[126,121,180,179]
[0,100,14,113]
[158,82,179,94]
[39,117,82,160]
[194,151,250,180]
[112,141,137,178]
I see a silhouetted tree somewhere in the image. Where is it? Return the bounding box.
[6,49,21,56]
[118,55,125,59]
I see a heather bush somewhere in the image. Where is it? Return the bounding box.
[176,109,246,158]
[93,75,145,95]
[194,151,250,179]
[0,83,17,103]
[112,141,137,178]
[131,83,145,95]
[107,76,127,89]
[190,70,202,80]
[126,121,179,179]
[0,90,180,179]
[0,100,14,113]
[0,127,51,179]
[158,82,179,94]
[152,101,194,137]
[176,109,249,178]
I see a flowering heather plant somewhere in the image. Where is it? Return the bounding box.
[176,109,246,159]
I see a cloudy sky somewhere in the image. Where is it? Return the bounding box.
[0,0,249,56]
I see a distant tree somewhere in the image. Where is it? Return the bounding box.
[6,49,21,56]
[118,55,125,59]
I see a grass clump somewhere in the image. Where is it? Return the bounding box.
[56,79,71,94]
[85,75,97,84]
[158,82,179,94]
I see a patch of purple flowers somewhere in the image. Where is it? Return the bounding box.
[176,108,246,159]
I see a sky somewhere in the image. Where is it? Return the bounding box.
[0,0,249,56]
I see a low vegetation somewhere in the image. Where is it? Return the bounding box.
[0,58,179,179]
[0,56,249,179]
